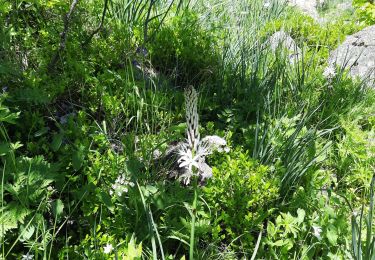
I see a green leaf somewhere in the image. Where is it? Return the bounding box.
[20,225,35,241]
[267,221,277,238]
[0,142,11,156]
[273,239,285,247]
[52,199,64,219]
[98,191,114,212]
[72,147,85,170]
[51,133,63,152]
[326,226,338,245]
[297,208,305,224]
[34,127,50,137]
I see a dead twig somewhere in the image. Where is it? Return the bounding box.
[48,0,79,73]
[82,0,109,47]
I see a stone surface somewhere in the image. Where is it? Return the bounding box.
[328,25,375,85]
[268,31,302,63]
[288,0,319,21]
[288,0,353,23]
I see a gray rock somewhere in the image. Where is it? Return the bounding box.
[288,0,319,21]
[328,25,375,85]
[268,31,302,63]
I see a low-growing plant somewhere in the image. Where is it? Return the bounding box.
[353,0,375,25]
[351,174,375,260]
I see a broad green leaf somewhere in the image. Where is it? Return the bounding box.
[0,142,10,156]
[52,199,64,218]
[51,133,63,152]
[327,226,338,245]
[72,148,84,170]
[98,191,114,212]
[297,208,305,224]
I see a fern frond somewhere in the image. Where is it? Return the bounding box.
[0,202,31,238]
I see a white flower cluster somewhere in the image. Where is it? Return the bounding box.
[177,135,229,185]
[109,174,134,196]
[312,225,322,240]
[323,65,336,80]
[21,253,34,260]
[177,86,229,185]
[104,243,114,254]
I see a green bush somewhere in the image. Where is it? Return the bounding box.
[353,0,375,25]
[203,147,279,253]
[147,10,221,85]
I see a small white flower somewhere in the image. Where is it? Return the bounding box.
[264,1,271,8]
[312,225,322,239]
[21,253,34,260]
[177,145,200,172]
[103,243,113,254]
[323,66,336,80]
[352,210,358,217]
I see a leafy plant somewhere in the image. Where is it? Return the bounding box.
[351,174,375,260]
[353,0,375,25]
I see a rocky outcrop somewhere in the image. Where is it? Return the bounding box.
[328,25,375,85]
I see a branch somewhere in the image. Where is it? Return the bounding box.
[48,0,79,73]
[82,0,109,47]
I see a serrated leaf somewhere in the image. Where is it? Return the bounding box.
[0,203,30,238]
[20,225,35,241]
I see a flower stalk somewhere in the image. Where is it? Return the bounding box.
[189,175,198,260]
[178,86,229,259]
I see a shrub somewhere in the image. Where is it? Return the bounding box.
[202,147,279,254]
[353,0,375,25]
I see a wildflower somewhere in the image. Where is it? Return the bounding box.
[176,86,229,184]
[103,243,113,254]
[312,225,322,239]
[264,1,271,8]
[109,174,134,197]
[21,253,34,260]
[177,144,200,172]
[323,66,336,80]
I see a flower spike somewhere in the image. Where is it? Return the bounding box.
[184,86,200,151]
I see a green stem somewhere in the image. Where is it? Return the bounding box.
[190,177,198,260]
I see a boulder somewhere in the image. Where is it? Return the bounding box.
[328,25,375,85]
[268,31,302,63]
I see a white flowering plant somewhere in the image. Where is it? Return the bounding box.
[176,86,229,259]
[176,86,229,185]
